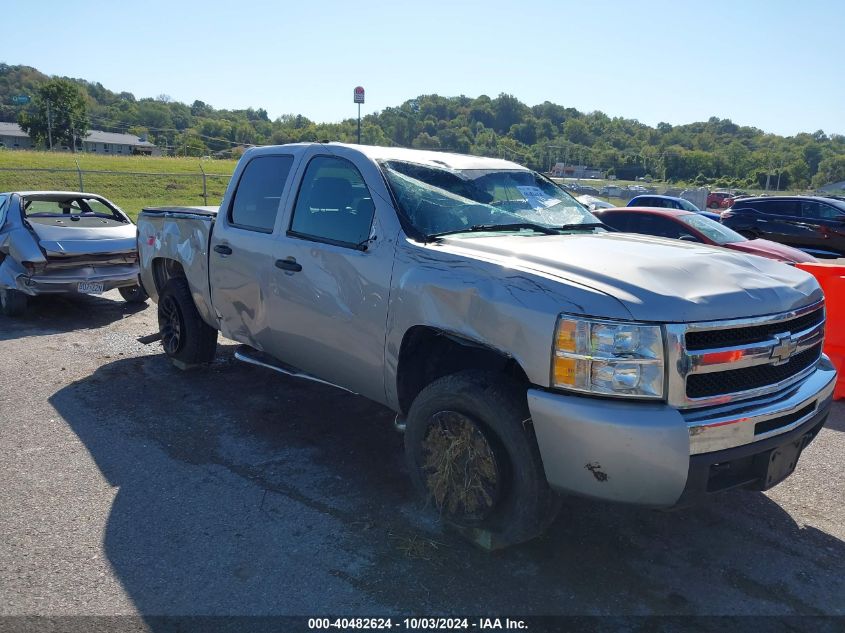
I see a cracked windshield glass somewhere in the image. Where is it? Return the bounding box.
[381,160,601,237]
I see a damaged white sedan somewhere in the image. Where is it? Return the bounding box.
[0,191,147,316]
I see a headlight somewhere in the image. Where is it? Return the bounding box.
[552,316,665,398]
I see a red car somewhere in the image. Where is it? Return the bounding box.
[707,191,733,209]
[593,207,818,264]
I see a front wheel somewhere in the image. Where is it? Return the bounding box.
[119,284,148,304]
[157,277,217,365]
[0,287,28,317]
[404,370,559,549]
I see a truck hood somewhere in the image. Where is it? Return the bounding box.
[437,232,822,322]
[28,222,137,257]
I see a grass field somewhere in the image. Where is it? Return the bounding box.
[0,150,238,219]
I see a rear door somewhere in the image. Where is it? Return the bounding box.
[752,200,807,248]
[209,152,298,348]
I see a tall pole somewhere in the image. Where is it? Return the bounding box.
[357,103,361,145]
[47,100,53,151]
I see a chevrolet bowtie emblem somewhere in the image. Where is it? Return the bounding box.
[771,332,798,365]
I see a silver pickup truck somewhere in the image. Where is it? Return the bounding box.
[138,143,835,548]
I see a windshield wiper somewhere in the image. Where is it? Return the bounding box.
[555,222,607,232]
[429,222,561,239]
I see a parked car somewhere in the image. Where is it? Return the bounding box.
[707,191,734,209]
[137,143,834,548]
[0,191,147,316]
[721,196,845,258]
[576,194,615,211]
[626,194,721,220]
[593,207,817,264]
[568,183,600,195]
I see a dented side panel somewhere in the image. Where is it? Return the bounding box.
[527,389,690,505]
[383,237,634,408]
[137,210,219,328]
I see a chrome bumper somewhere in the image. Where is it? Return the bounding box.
[527,358,835,507]
[684,355,836,454]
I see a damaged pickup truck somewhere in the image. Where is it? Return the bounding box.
[0,191,147,316]
[137,143,836,548]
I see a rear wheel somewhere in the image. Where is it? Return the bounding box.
[0,287,27,317]
[157,277,217,365]
[404,370,559,549]
[119,284,148,304]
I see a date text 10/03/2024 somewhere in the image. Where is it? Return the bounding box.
[307,618,528,630]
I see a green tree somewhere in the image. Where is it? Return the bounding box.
[812,155,845,188]
[18,78,89,150]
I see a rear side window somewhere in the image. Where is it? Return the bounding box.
[289,156,375,247]
[756,200,800,216]
[228,155,294,232]
[0,195,8,227]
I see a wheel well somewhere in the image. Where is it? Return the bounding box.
[152,258,186,293]
[396,326,529,414]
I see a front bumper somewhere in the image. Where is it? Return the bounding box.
[527,357,836,507]
[14,264,141,296]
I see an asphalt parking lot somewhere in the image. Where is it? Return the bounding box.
[1,291,843,620]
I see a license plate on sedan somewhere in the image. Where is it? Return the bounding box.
[77,281,105,295]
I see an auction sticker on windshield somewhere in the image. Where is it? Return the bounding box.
[78,281,104,294]
[516,185,560,210]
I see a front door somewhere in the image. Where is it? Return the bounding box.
[264,153,394,402]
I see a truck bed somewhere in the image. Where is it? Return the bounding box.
[137,205,218,327]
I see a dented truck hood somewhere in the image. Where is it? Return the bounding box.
[436,231,822,323]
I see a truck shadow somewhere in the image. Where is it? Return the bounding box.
[48,347,845,618]
[0,292,147,341]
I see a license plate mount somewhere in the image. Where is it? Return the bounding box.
[763,439,802,489]
[77,281,105,295]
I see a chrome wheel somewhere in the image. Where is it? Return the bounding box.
[158,295,182,356]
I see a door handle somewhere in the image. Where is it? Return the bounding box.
[214,244,233,255]
[275,258,302,272]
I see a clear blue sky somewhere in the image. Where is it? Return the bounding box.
[5,0,843,136]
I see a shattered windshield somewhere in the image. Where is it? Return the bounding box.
[380,160,600,238]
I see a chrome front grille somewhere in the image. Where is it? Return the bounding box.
[666,300,826,408]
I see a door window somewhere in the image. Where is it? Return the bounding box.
[757,200,800,217]
[801,201,844,220]
[629,214,698,240]
[228,155,294,232]
[289,156,375,247]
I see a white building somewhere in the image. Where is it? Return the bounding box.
[0,122,160,155]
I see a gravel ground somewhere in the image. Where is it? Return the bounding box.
[0,291,843,620]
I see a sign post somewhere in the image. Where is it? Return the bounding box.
[353,86,365,144]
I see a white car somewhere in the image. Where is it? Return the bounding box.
[577,194,615,211]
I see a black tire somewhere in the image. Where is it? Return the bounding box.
[157,277,217,365]
[404,370,559,549]
[119,284,149,304]
[0,287,28,317]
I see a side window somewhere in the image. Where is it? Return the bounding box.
[759,200,799,217]
[228,155,294,232]
[0,196,8,227]
[600,212,631,232]
[802,201,842,221]
[635,215,695,240]
[289,156,375,246]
